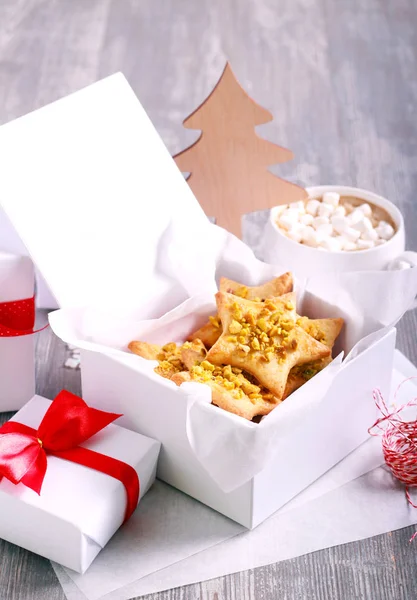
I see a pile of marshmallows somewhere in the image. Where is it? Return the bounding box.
[275,192,395,252]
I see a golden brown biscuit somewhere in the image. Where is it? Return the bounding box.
[283,317,344,398]
[180,339,207,369]
[296,317,344,348]
[172,362,280,421]
[206,292,330,400]
[128,341,161,360]
[188,273,293,348]
[128,340,185,380]
[219,272,293,300]
[187,316,222,348]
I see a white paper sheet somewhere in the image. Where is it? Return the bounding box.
[51,351,417,600]
[54,480,244,600]
[0,74,211,312]
[112,465,417,600]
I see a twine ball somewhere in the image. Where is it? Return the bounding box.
[370,384,417,531]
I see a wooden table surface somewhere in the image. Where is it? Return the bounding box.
[1,0,417,598]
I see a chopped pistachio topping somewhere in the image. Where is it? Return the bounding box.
[161,342,177,353]
[155,342,186,377]
[234,286,248,298]
[302,367,318,379]
[227,300,297,361]
[209,315,221,328]
[291,363,320,381]
[229,319,242,334]
[296,317,326,343]
[189,361,266,404]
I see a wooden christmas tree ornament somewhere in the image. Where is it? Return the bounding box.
[174,62,308,237]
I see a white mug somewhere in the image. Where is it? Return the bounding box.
[262,185,417,277]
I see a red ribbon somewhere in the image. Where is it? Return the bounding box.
[0,391,140,522]
[0,295,44,337]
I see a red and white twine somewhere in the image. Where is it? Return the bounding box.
[369,379,417,542]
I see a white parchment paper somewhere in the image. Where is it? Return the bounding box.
[51,351,417,600]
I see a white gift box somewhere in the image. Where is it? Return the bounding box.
[0,74,416,528]
[0,252,36,411]
[0,395,160,572]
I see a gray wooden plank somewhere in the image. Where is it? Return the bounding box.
[0,0,417,598]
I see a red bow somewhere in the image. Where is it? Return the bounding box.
[0,296,40,337]
[0,391,140,522]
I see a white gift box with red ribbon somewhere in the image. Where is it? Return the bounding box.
[0,75,416,528]
[0,252,36,412]
[0,394,160,572]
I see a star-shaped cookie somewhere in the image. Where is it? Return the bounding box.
[219,272,293,300]
[188,272,293,348]
[283,317,344,398]
[172,339,280,420]
[128,340,186,379]
[206,292,331,400]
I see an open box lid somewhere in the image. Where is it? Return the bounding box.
[0,73,211,309]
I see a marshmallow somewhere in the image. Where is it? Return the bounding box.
[275,204,288,216]
[344,227,361,242]
[289,200,306,213]
[286,229,302,243]
[358,203,372,216]
[316,223,333,238]
[332,206,346,218]
[313,216,330,229]
[343,241,358,251]
[347,209,364,227]
[320,237,343,252]
[305,199,320,216]
[322,192,340,207]
[301,225,319,247]
[282,208,300,219]
[275,195,395,254]
[352,216,373,233]
[299,213,314,226]
[331,215,349,234]
[285,222,304,243]
[278,210,299,230]
[361,228,378,242]
[376,221,395,240]
[318,203,334,218]
[356,239,375,250]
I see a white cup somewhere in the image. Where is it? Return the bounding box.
[263,185,417,276]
